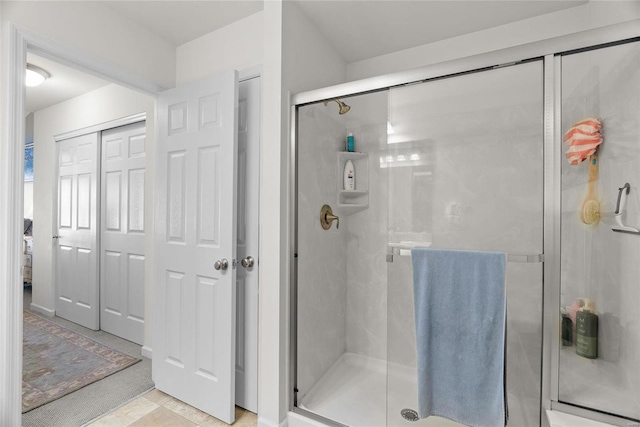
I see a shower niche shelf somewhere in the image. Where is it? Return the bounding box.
[337,151,369,215]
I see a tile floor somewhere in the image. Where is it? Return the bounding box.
[88,389,257,427]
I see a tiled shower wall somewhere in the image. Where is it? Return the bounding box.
[296,105,348,399]
[343,92,389,360]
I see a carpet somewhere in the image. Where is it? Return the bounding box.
[22,310,140,413]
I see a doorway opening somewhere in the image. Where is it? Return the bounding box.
[6,27,261,425]
[22,52,154,425]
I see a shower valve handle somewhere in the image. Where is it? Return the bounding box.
[325,213,339,229]
[320,205,339,230]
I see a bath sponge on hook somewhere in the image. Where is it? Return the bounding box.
[564,118,603,165]
[565,118,604,225]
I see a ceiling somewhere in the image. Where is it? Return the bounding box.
[26,53,110,114]
[101,1,263,46]
[27,0,587,114]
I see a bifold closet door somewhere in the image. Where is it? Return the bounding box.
[100,121,146,345]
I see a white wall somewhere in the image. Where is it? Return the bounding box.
[1,1,175,88]
[176,11,263,86]
[259,2,347,426]
[346,1,640,81]
[258,3,286,426]
[282,2,346,95]
[32,84,155,348]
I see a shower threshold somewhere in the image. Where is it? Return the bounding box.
[298,353,461,427]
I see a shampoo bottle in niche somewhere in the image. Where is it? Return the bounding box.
[346,133,355,152]
[343,159,355,191]
[576,299,598,359]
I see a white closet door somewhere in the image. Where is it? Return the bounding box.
[153,70,239,423]
[100,121,146,345]
[55,132,99,330]
[235,76,260,413]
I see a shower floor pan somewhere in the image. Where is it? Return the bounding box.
[298,352,461,427]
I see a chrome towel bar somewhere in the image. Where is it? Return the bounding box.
[386,244,544,263]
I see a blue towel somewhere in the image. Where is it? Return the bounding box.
[411,248,506,427]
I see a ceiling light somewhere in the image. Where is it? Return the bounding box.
[25,64,50,87]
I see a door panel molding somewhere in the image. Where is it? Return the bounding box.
[55,132,100,330]
[154,70,239,424]
[100,121,147,345]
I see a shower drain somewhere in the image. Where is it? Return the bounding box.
[401,409,419,422]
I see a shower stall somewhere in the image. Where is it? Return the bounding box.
[291,24,640,427]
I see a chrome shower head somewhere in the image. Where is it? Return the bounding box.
[324,98,351,115]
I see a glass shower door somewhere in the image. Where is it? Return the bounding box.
[385,61,545,426]
[558,40,640,421]
[294,91,391,427]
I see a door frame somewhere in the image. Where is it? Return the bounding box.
[0,23,163,423]
[0,23,262,423]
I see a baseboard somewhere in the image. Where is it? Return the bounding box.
[141,346,152,359]
[258,416,288,427]
[30,303,55,317]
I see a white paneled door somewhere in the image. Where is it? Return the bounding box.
[100,121,146,345]
[153,70,239,423]
[55,132,100,330]
[235,76,260,413]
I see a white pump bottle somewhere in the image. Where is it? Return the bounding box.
[344,159,355,191]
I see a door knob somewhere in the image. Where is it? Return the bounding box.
[52,235,61,239]
[241,256,255,269]
[214,258,229,271]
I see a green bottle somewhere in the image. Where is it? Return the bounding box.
[576,306,598,359]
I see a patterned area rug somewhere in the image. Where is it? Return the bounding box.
[22,310,140,413]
